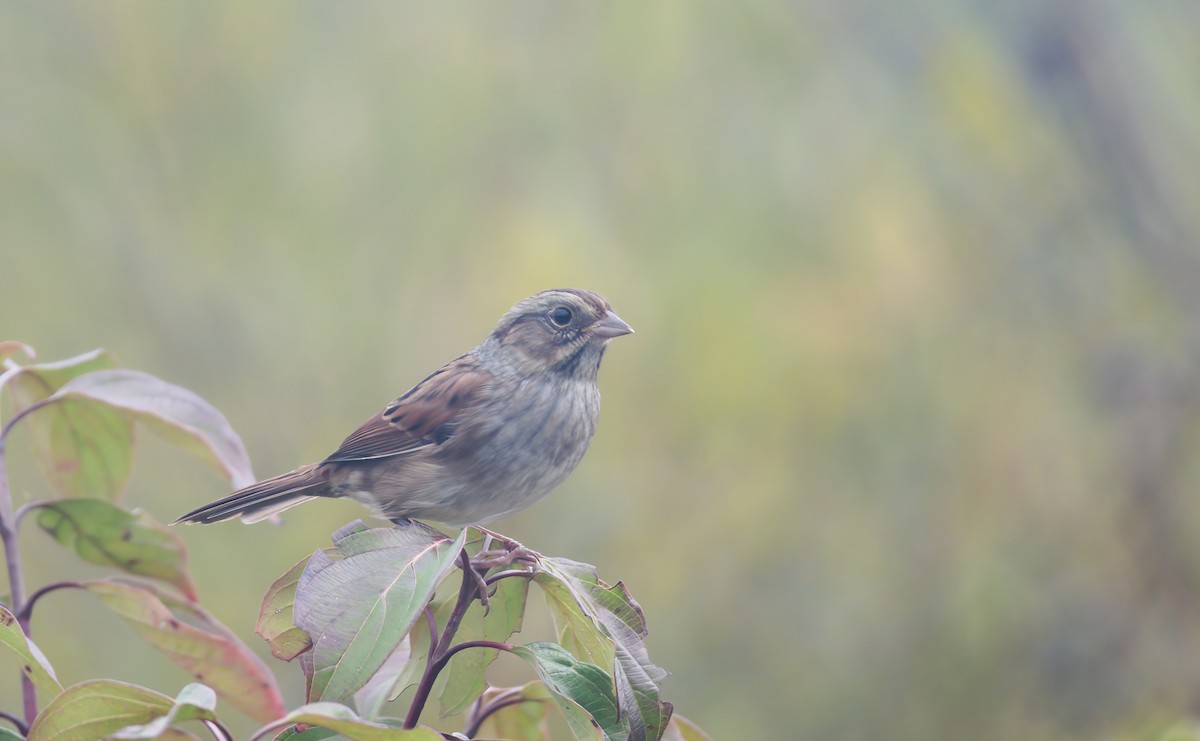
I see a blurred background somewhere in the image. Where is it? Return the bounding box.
[3,2,1200,738]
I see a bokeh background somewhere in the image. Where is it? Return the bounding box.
[4,2,1200,738]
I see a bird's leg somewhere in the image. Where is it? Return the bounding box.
[463,530,538,614]
[470,546,537,570]
[470,527,540,570]
[464,561,492,615]
[475,527,522,551]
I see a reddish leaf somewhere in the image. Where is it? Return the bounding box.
[86,580,286,722]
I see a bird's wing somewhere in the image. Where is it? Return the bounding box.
[321,356,491,463]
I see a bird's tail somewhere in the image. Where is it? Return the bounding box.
[174,464,324,524]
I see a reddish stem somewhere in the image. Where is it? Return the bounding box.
[403,549,516,730]
[0,437,36,725]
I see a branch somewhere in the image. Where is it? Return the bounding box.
[434,640,515,672]
[484,568,536,586]
[0,431,36,725]
[462,689,543,739]
[0,396,57,443]
[13,500,45,530]
[435,549,478,659]
[201,718,234,741]
[0,440,21,606]
[423,604,438,663]
[403,548,491,730]
[0,398,74,725]
[17,581,84,623]
[0,397,59,620]
[0,709,28,737]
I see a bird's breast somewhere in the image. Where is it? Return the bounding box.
[450,377,599,501]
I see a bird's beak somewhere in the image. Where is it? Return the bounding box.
[592,310,635,339]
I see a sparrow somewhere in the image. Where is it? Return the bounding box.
[175,289,633,528]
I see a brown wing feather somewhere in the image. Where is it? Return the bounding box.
[321,357,490,464]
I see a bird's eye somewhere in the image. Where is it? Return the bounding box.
[550,306,573,326]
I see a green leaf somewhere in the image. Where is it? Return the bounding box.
[437,573,530,718]
[86,579,286,722]
[258,703,443,740]
[510,643,616,741]
[354,638,417,720]
[293,521,466,703]
[535,558,672,741]
[50,369,256,488]
[272,726,338,741]
[109,683,219,739]
[366,525,526,716]
[661,714,712,741]
[374,592,446,710]
[475,682,553,741]
[27,679,174,741]
[535,562,614,671]
[0,605,63,700]
[361,588,455,717]
[258,552,329,661]
[2,350,131,499]
[36,499,198,600]
[0,727,24,740]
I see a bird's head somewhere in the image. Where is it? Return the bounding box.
[483,288,633,379]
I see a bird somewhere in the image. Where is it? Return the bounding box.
[174,288,633,529]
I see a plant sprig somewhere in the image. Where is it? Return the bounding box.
[0,343,707,740]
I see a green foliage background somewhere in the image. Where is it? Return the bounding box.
[3,3,1200,738]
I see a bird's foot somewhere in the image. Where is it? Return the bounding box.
[464,532,540,614]
[474,528,540,560]
[464,564,494,614]
[471,530,540,570]
[471,544,538,571]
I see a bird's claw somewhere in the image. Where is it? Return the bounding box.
[465,564,492,615]
[470,545,538,570]
[465,533,539,613]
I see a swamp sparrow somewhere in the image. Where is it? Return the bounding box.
[175,289,632,528]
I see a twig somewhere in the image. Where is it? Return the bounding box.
[201,718,235,741]
[423,604,439,664]
[0,441,22,606]
[0,436,36,725]
[0,397,66,724]
[404,548,476,729]
[0,709,28,736]
[403,548,516,730]
[435,640,515,671]
[484,569,536,586]
[0,396,57,442]
[435,549,478,660]
[462,690,543,739]
[16,581,83,623]
[13,500,45,530]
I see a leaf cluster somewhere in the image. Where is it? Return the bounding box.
[0,344,707,740]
